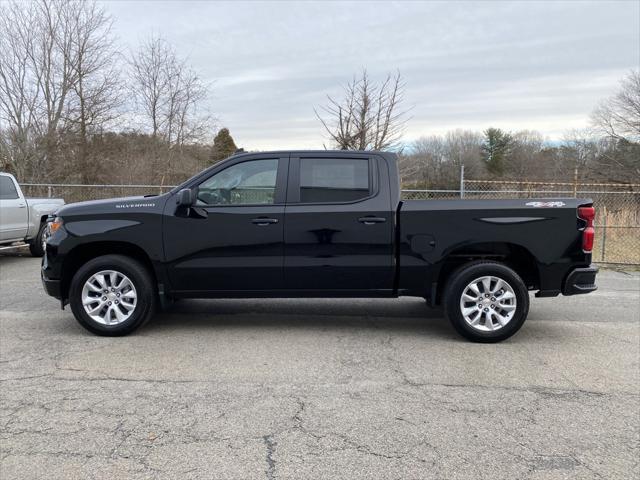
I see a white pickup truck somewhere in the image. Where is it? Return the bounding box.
[0,172,64,256]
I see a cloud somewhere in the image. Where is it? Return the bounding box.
[103,0,639,149]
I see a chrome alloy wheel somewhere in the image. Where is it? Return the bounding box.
[81,270,137,325]
[459,276,517,332]
[41,224,49,253]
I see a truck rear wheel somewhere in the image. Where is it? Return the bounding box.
[69,255,156,336]
[443,261,529,343]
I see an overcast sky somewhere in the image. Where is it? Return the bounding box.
[103,0,639,150]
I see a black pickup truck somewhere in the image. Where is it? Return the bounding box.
[42,151,598,342]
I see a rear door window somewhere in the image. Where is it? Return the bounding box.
[299,158,370,203]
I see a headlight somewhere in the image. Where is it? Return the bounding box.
[48,217,64,234]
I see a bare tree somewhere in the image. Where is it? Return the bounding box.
[0,0,120,181]
[443,129,483,179]
[30,0,81,177]
[0,1,40,178]
[0,0,79,179]
[411,136,446,187]
[562,128,639,181]
[130,36,212,148]
[507,130,545,177]
[316,70,408,151]
[591,70,640,142]
[66,0,122,181]
[399,130,483,188]
[130,37,171,139]
[165,66,210,146]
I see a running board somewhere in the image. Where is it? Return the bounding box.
[0,242,29,252]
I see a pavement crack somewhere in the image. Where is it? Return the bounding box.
[292,396,305,430]
[0,374,53,383]
[262,434,277,480]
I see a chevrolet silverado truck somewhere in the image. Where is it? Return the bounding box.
[41,151,598,342]
[0,172,64,256]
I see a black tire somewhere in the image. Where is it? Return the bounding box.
[29,222,47,257]
[69,255,156,336]
[443,261,530,343]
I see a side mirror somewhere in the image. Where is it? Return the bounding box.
[176,188,207,219]
[177,188,195,207]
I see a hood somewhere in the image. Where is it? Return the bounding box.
[26,197,65,205]
[56,194,167,217]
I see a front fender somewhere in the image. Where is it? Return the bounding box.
[27,203,62,237]
[63,219,141,236]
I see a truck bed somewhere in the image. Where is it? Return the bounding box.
[397,198,592,298]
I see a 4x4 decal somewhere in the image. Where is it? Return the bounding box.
[525,201,566,208]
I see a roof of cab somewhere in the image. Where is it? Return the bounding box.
[229,150,398,161]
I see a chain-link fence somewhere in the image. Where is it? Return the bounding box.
[20,183,173,202]
[20,180,640,265]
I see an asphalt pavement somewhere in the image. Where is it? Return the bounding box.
[1,250,638,479]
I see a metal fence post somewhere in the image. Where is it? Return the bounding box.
[47,186,52,198]
[601,207,607,262]
[460,164,465,199]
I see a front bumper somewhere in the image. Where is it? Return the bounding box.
[562,266,598,296]
[41,271,62,300]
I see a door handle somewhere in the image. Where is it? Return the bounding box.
[251,217,279,226]
[358,216,387,225]
[18,203,26,208]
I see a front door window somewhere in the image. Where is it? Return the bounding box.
[196,159,278,206]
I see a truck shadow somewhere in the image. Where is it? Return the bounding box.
[0,247,32,258]
[145,298,456,339]
[162,297,440,318]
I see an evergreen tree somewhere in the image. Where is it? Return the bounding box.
[210,128,238,163]
[481,128,512,175]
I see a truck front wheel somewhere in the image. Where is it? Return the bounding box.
[69,255,156,336]
[443,261,530,343]
[28,222,47,257]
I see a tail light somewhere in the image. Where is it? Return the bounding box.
[578,206,595,253]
